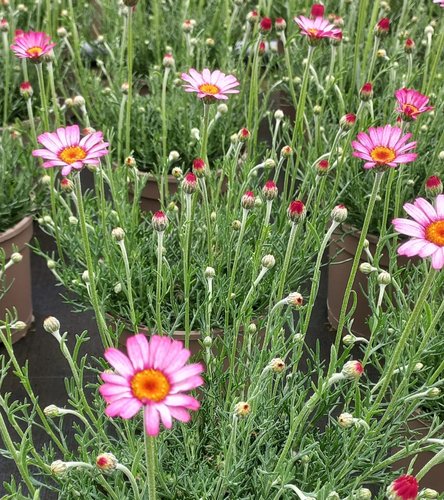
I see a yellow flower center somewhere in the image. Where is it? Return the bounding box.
[26,46,43,58]
[307,28,320,37]
[58,146,87,164]
[198,83,220,95]
[130,369,170,403]
[425,220,444,247]
[402,104,419,115]
[370,146,396,164]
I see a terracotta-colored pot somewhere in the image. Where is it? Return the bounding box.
[327,224,411,338]
[0,217,34,343]
[391,412,444,490]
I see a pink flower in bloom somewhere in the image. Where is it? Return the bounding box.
[32,125,109,176]
[99,334,204,436]
[10,31,55,60]
[433,0,444,7]
[395,88,433,121]
[393,195,444,270]
[294,14,342,42]
[387,475,418,500]
[352,124,417,170]
[181,68,240,102]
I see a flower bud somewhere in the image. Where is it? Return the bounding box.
[360,263,377,274]
[12,321,27,331]
[162,53,175,68]
[152,211,168,232]
[124,155,136,168]
[264,159,276,169]
[259,17,272,33]
[287,200,306,223]
[69,216,78,225]
[241,191,255,209]
[377,271,391,285]
[238,128,250,142]
[422,489,438,499]
[44,405,62,417]
[19,81,33,99]
[341,360,364,380]
[377,49,387,59]
[262,180,278,201]
[47,259,56,269]
[274,109,284,120]
[387,475,418,500]
[261,254,275,269]
[425,175,442,197]
[338,412,354,428]
[360,82,373,101]
[0,18,9,32]
[247,10,259,24]
[247,323,257,334]
[182,172,198,194]
[287,292,303,308]
[82,270,90,283]
[96,453,118,471]
[204,267,215,279]
[203,336,212,347]
[217,103,228,114]
[182,19,195,33]
[60,178,74,192]
[11,252,23,263]
[232,220,241,231]
[111,227,125,241]
[269,358,285,373]
[404,38,415,53]
[343,334,355,346]
[114,282,122,294]
[375,17,390,37]
[331,204,348,223]
[316,159,329,175]
[50,460,67,475]
[192,158,207,177]
[168,150,180,163]
[43,316,60,334]
[73,95,85,107]
[357,488,372,499]
[280,145,293,158]
[234,401,251,416]
[425,25,434,37]
[275,17,286,31]
[340,113,356,130]
[311,4,325,18]
[427,387,441,397]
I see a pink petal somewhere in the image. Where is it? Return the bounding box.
[105,397,136,418]
[414,198,437,220]
[144,405,160,436]
[403,203,430,226]
[435,195,444,218]
[168,407,191,423]
[392,218,425,238]
[431,248,444,269]
[169,363,204,384]
[119,399,143,419]
[126,334,149,371]
[101,373,129,386]
[170,375,204,393]
[156,403,173,429]
[164,394,200,410]
[397,239,428,257]
[104,348,135,379]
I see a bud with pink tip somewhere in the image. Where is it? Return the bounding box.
[404,38,415,53]
[0,18,9,32]
[19,81,33,99]
[287,200,306,223]
[152,211,168,232]
[360,82,373,101]
[275,17,286,31]
[182,19,195,33]
[287,292,303,308]
[331,204,348,223]
[182,172,198,194]
[192,158,207,177]
[259,17,272,33]
[96,453,118,471]
[247,10,259,24]
[241,191,255,210]
[262,180,278,201]
[342,360,364,380]
[238,128,250,142]
[316,159,329,175]
[425,175,442,197]
[387,475,418,500]
[340,113,356,129]
[163,53,175,68]
[375,17,390,37]
[310,4,325,18]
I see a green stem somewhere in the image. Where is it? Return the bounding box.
[46,61,60,126]
[276,222,298,301]
[118,239,138,332]
[183,194,194,348]
[144,418,157,500]
[333,172,383,350]
[200,103,211,165]
[161,67,170,161]
[416,448,444,482]
[199,178,213,265]
[125,6,134,157]
[156,231,164,334]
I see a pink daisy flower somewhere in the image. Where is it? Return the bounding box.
[395,88,433,121]
[293,15,342,42]
[393,195,444,270]
[352,124,417,170]
[181,68,240,102]
[99,334,204,436]
[433,0,444,7]
[10,31,55,61]
[32,125,109,176]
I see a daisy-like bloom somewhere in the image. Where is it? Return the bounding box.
[433,0,444,7]
[32,125,109,176]
[10,31,55,61]
[395,88,433,121]
[352,124,417,170]
[181,68,240,103]
[387,475,418,500]
[294,13,342,44]
[99,334,204,436]
[393,195,444,270]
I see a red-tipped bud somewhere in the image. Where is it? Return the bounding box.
[341,360,364,380]
[96,453,118,471]
[333,15,344,28]
[331,204,348,223]
[152,211,168,232]
[387,475,418,500]
[375,17,390,37]
[330,31,343,45]
[310,4,325,18]
[260,17,272,33]
[316,159,329,175]
[280,145,293,158]
[15,29,24,39]
[247,10,259,24]
[360,82,373,101]
[404,38,415,54]
[258,40,266,55]
[425,175,443,197]
[275,17,286,31]
[82,127,96,136]
[19,81,33,99]
[60,178,74,192]
[287,200,306,222]
[192,158,206,177]
[241,191,255,209]
[340,113,356,129]
[238,128,250,142]
[182,19,195,33]
[162,53,175,68]
[262,180,278,201]
[0,18,9,32]
[182,172,198,194]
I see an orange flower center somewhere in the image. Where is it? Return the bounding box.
[307,28,320,37]
[198,83,220,95]
[402,104,419,115]
[130,369,170,403]
[58,146,87,164]
[425,220,444,247]
[370,146,396,164]
[26,46,43,58]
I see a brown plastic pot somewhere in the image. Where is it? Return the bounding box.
[327,224,411,338]
[0,216,34,343]
[391,412,444,490]
[138,172,178,214]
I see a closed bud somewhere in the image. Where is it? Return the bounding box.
[111,227,125,241]
[203,336,212,347]
[404,38,415,53]
[69,216,78,225]
[274,109,284,120]
[343,334,355,346]
[152,211,168,232]
[234,401,251,416]
[168,150,180,163]
[375,17,390,37]
[124,156,136,168]
[162,53,175,68]
[338,412,354,428]
[422,489,438,499]
[182,19,195,33]
[377,271,391,285]
[114,282,122,293]
[204,267,215,278]
[96,453,118,471]
[43,316,60,334]
[264,158,276,169]
[342,360,364,380]
[360,82,373,101]
[275,17,286,31]
[232,219,241,230]
[50,460,67,475]
[360,263,377,274]
[247,323,257,334]
[82,270,90,283]
[241,191,255,209]
[12,321,27,331]
[247,10,259,24]
[261,254,275,269]
[425,175,442,197]
[340,113,356,129]
[73,95,85,107]
[192,158,207,177]
[11,252,23,263]
[331,204,348,223]
[238,128,250,142]
[427,387,441,397]
[259,17,272,33]
[269,358,285,373]
[44,405,62,417]
[47,259,56,269]
[316,159,329,175]
[19,81,33,99]
[280,145,293,158]
[287,292,303,308]
[217,103,228,114]
[387,475,418,500]
[182,172,198,194]
[287,200,306,222]
[60,178,74,192]
[262,180,278,200]
[357,488,372,499]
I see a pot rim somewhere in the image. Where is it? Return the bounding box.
[0,216,33,245]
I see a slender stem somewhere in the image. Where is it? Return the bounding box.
[199,178,213,265]
[161,67,170,161]
[333,172,383,350]
[117,464,142,500]
[156,231,164,334]
[117,239,137,332]
[74,174,112,348]
[183,194,193,347]
[144,417,157,500]
[416,448,444,482]
[276,222,298,300]
[125,6,134,157]
[46,61,60,126]
[117,94,128,164]
[200,103,211,165]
